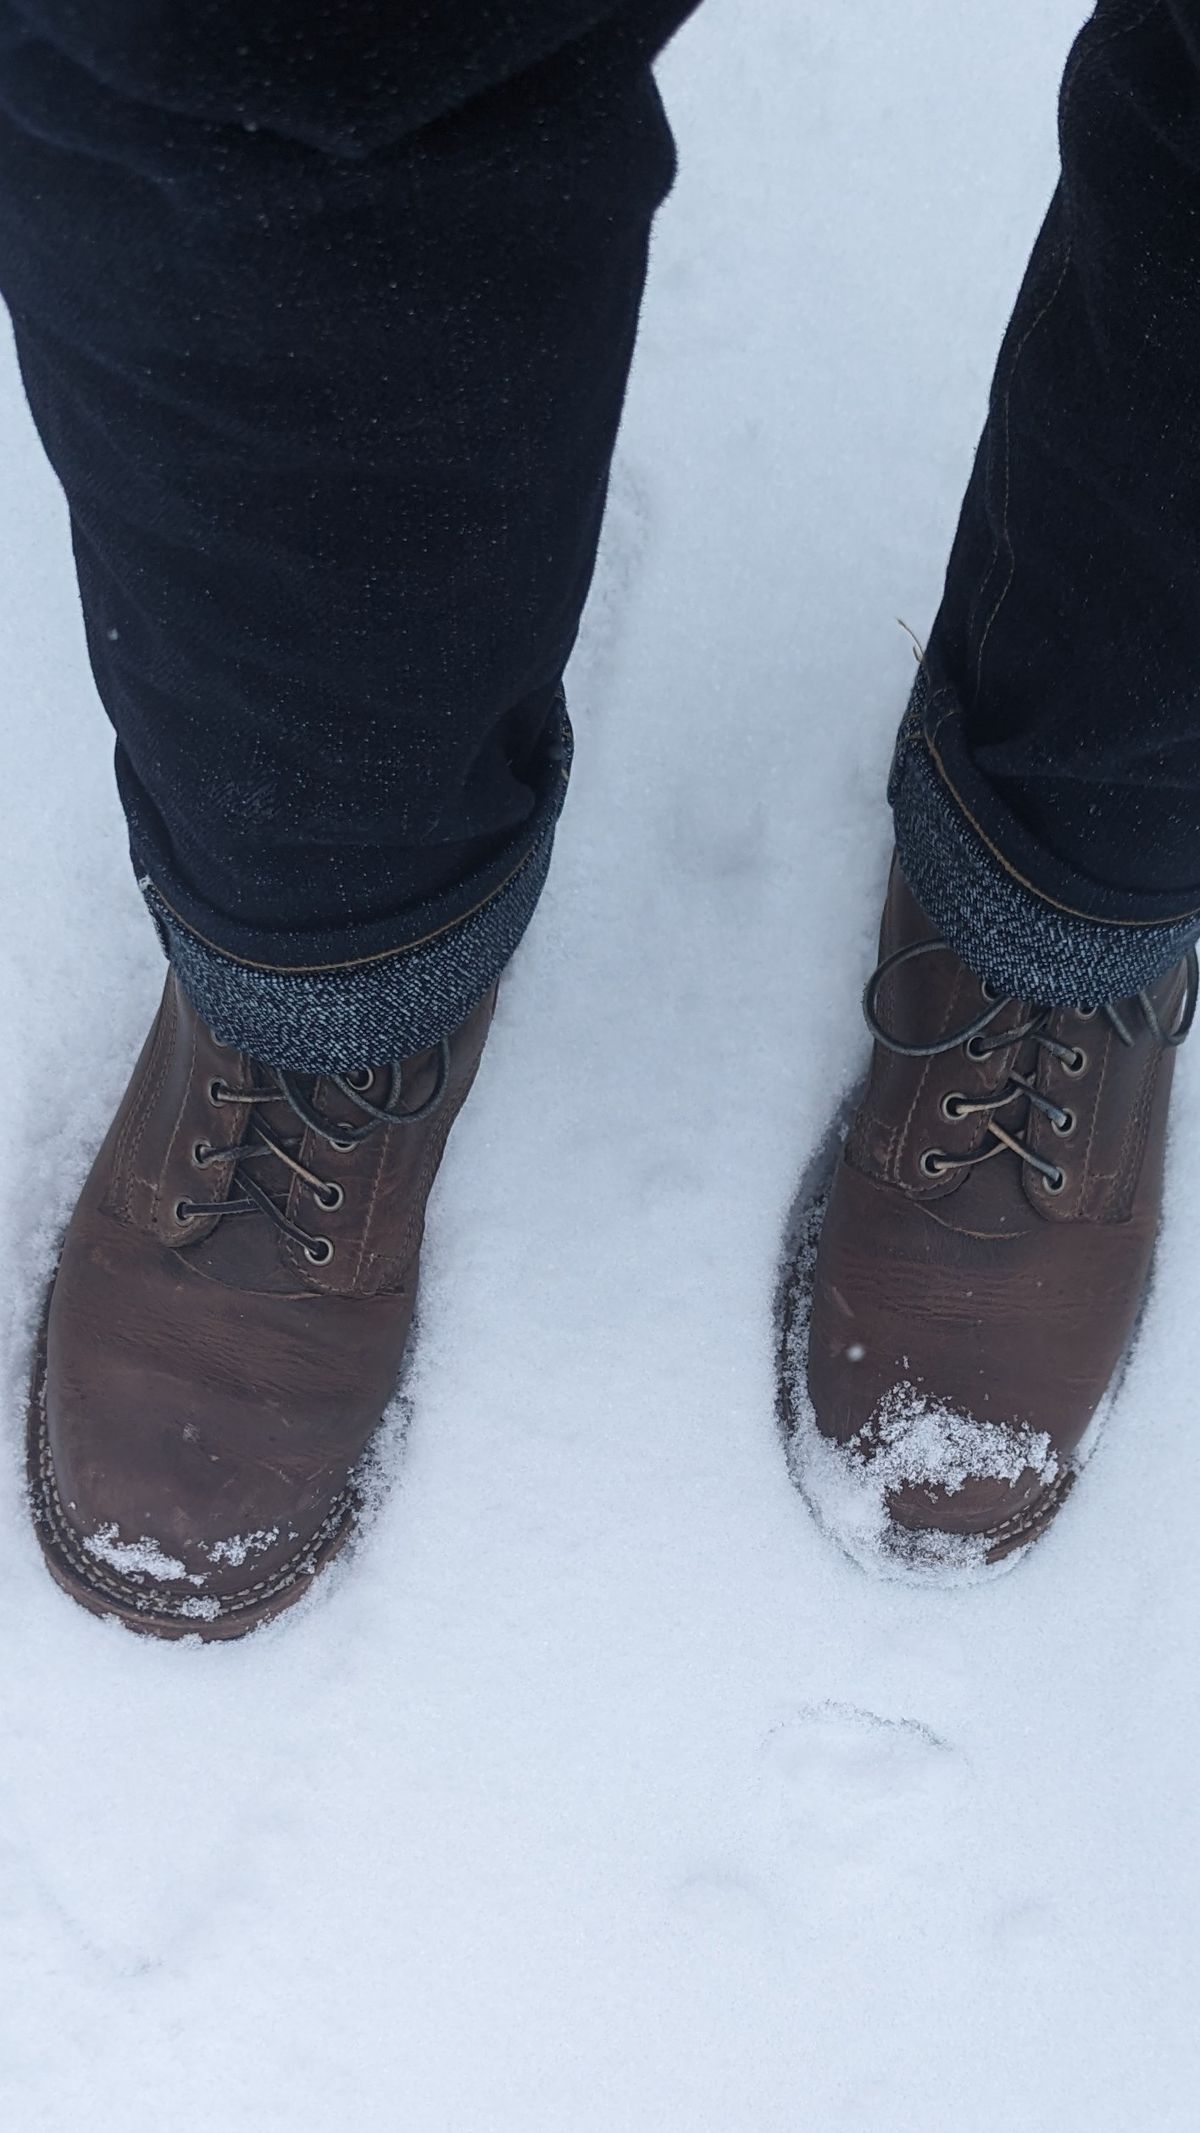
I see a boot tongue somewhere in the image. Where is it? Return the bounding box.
[942,1138,1037,1236]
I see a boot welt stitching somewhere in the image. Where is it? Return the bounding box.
[973,1466,1075,1548]
[33,1403,356,1621]
[887,1465,1076,1552]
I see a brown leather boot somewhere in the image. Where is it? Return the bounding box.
[27,973,494,1638]
[779,861,1196,1572]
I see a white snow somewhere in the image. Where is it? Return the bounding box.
[204,1528,281,1569]
[82,1526,200,1587]
[789,1371,1063,1585]
[3,3,1199,2128]
[175,1595,224,1625]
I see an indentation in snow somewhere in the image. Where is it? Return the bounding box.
[766,1702,961,1799]
[763,1704,971,1866]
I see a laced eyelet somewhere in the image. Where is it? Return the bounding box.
[1052,1109,1075,1137]
[314,1181,345,1212]
[304,1237,335,1266]
[940,1092,968,1122]
[209,1078,230,1104]
[964,1034,991,1064]
[192,1140,212,1167]
[175,1199,196,1224]
[918,1149,949,1179]
[1043,1168,1066,1193]
[1063,1047,1088,1077]
[343,1068,374,1092]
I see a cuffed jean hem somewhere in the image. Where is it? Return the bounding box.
[890,666,1200,1005]
[139,713,572,1073]
[143,825,554,1071]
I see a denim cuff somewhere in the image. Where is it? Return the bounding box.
[141,713,571,1072]
[890,666,1200,1004]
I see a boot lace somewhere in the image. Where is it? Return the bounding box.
[175,1040,452,1265]
[864,942,1199,1192]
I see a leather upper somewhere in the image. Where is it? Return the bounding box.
[36,973,493,1625]
[806,864,1184,1544]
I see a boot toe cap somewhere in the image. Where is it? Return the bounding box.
[798,1159,1117,1560]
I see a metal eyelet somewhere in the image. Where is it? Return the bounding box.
[209,1078,230,1104]
[344,1068,374,1092]
[980,979,999,1004]
[175,1199,196,1224]
[1043,1168,1066,1194]
[192,1140,212,1167]
[1063,1047,1088,1077]
[964,1035,991,1064]
[918,1149,948,1178]
[940,1092,967,1122]
[329,1125,357,1151]
[304,1237,335,1266]
[1077,1006,1098,1021]
[314,1181,345,1212]
[1052,1109,1075,1137]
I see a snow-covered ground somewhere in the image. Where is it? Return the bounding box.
[3,3,1197,2127]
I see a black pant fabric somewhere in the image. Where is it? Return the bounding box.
[888,0,1200,1004]
[1,0,1199,1054]
[0,1,693,971]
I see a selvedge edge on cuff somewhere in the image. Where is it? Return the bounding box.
[890,667,1200,1005]
[139,703,572,1072]
[143,819,557,1071]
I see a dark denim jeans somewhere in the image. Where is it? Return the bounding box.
[0,0,696,1065]
[894,0,1200,1003]
[0,0,1198,1064]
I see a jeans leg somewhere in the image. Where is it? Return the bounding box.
[0,1,698,1068]
[892,0,1200,1004]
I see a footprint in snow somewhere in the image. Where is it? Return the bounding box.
[762,1702,971,1869]
[665,1869,775,1951]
